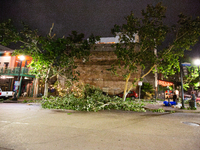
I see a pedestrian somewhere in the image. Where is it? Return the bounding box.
[190,91,196,108]
[191,91,196,101]
[173,92,178,104]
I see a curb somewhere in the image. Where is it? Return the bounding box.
[144,105,200,113]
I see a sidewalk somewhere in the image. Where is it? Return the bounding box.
[144,101,200,113]
[2,97,42,103]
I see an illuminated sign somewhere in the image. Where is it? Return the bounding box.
[158,80,173,86]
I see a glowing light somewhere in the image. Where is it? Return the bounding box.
[97,42,115,44]
[1,76,6,79]
[4,52,10,56]
[159,80,173,87]
[6,76,14,78]
[194,59,200,66]
[0,76,14,79]
[18,55,25,61]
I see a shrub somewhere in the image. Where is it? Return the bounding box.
[141,82,154,99]
[22,100,28,103]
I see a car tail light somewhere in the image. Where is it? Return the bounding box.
[135,93,138,97]
[0,92,1,95]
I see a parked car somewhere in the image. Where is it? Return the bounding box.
[184,94,191,101]
[184,95,200,102]
[0,88,14,100]
[196,97,200,103]
[117,90,138,100]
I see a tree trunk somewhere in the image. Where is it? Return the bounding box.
[33,78,39,98]
[44,81,49,97]
[123,73,131,101]
[122,65,156,101]
[192,86,194,92]
[44,68,51,97]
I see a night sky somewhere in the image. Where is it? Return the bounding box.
[1,0,200,57]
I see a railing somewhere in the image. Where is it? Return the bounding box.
[0,67,35,77]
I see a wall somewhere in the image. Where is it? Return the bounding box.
[0,53,14,68]
[75,44,141,95]
[14,55,33,67]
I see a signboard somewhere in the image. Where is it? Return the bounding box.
[138,81,142,86]
[181,63,191,76]
[158,80,173,86]
[181,63,191,66]
[14,81,20,86]
[15,86,18,91]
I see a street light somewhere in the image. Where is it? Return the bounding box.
[13,55,25,101]
[194,59,200,66]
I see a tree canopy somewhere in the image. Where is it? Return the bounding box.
[0,20,99,97]
[111,2,200,101]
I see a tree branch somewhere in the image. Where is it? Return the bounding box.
[141,64,155,79]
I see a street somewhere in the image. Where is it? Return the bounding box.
[0,103,200,150]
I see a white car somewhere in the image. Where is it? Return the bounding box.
[0,88,14,100]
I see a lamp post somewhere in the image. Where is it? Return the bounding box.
[13,55,25,101]
[138,81,142,101]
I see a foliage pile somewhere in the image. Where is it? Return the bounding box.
[41,85,146,112]
[151,108,165,113]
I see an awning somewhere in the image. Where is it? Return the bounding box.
[158,80,173,86]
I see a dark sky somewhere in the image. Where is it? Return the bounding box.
[1,0,200,57]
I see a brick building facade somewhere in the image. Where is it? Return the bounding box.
[75,44,142,95]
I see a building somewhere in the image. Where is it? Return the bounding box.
[0,45,35,97]
[75,43,141,95]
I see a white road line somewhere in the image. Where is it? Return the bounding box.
[0,120,29,125]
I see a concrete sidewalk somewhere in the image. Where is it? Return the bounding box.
[2,97,42,103]
[144,101,200,113]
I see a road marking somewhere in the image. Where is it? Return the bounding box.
[0,121,10,123]
[0,120,29,125]
[13,122,29,125]
[182,122,200,127]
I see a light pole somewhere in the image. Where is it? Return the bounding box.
[138,81,142,101]
[13,55,25,101]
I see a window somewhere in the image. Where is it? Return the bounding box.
[4,62,9,69]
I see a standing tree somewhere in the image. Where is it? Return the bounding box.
[111,3,200,101]
[0,20,99,97]
[183,66,199,91]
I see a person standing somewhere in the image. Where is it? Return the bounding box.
[173,92,178,104]
[191,91,196,108]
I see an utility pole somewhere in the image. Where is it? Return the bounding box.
[154,48,158,102]
[179,59,185,108]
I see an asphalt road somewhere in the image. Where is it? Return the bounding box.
[0,103,200,150]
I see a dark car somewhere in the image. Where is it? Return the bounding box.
[117,90,138,100]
